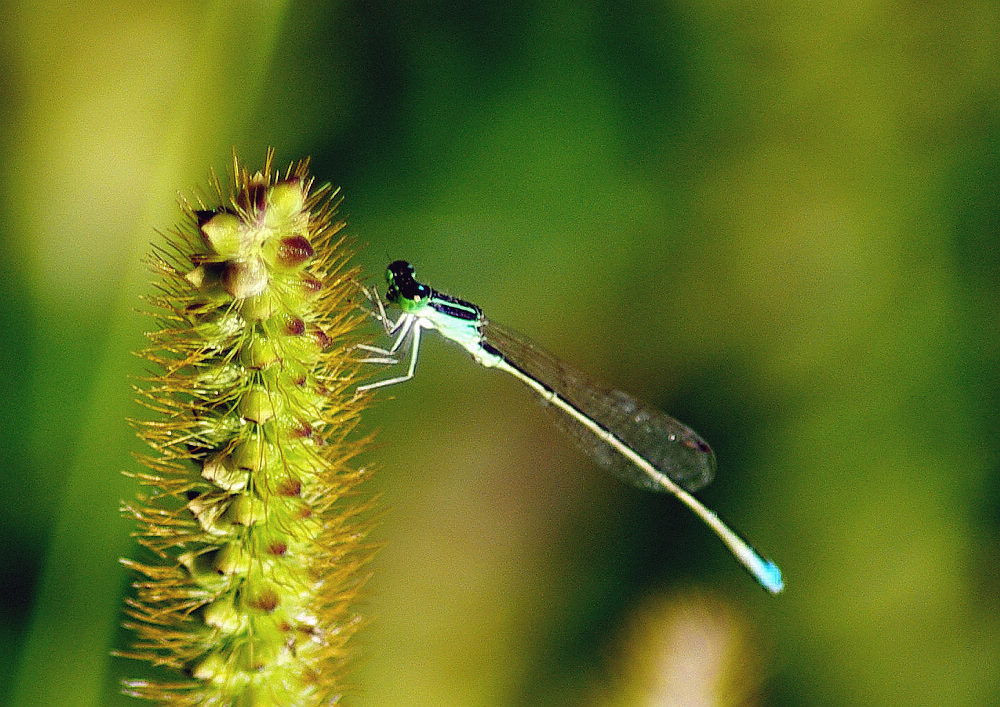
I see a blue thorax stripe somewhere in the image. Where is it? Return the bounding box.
[429,290,482,322]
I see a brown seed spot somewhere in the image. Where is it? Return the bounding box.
[314,328,332,350]
[268,541,288,556]
[277,478,302,497]
[241,180,267,213]
[250,588,279,613]
[285,316,305,335]
[277,236,314,266]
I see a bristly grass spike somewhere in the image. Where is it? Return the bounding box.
[119,150,378,704]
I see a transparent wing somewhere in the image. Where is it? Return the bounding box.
[481,321,715,493]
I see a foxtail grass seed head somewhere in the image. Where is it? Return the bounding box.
[120,151,376,705]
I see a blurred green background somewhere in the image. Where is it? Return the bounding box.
[3,1,999,705]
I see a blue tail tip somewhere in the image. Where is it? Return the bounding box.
[758,560,784,594]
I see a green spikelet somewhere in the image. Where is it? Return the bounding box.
[120,151,376,705]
